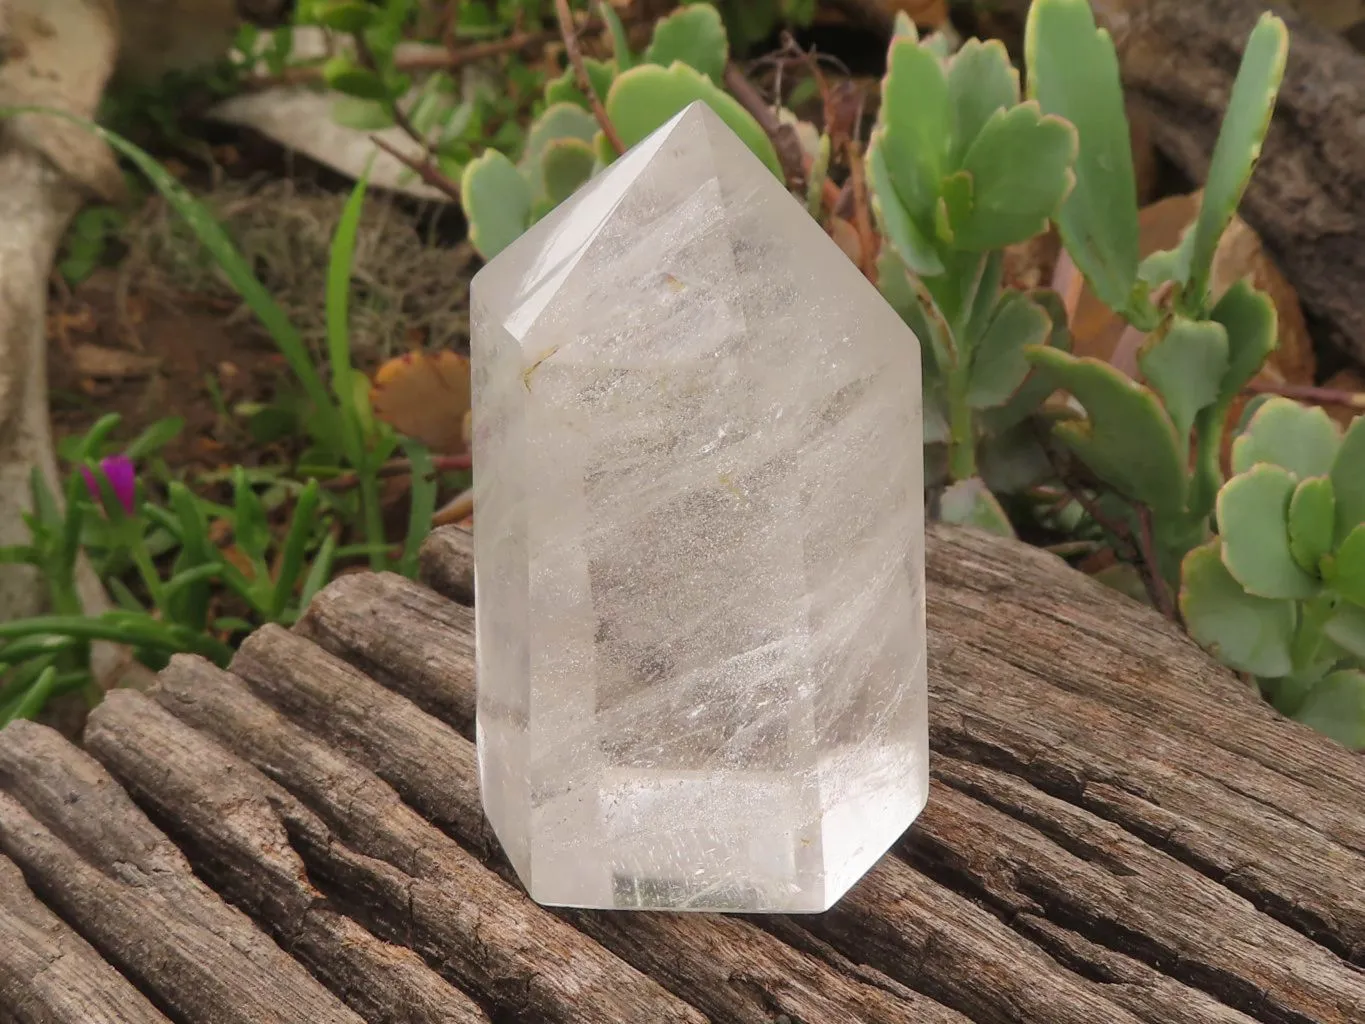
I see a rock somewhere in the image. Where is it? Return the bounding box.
[471,102,928,912]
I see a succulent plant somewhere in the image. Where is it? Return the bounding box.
[1022,1,1289,574]
[1181,401,1365,748]
[461,3,780,260]
[866,20,1078,534]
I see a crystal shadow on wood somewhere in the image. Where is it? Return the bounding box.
[471,100,929,913]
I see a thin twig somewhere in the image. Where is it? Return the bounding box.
[1135,503,1181,624]
[723,63,807,192]
[323,454,473,492]
[369,134,463,202]
[845,136,877,280]
[554,0,625,155]
[1243,379,1365,410]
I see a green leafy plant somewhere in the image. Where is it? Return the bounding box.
[0,107,443,724]
[866,20,1078,533]
[1021,1,1289,587]
[460,3,783,258]
[1181,402,1365,747]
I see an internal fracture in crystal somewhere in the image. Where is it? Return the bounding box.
[472,101,928,913]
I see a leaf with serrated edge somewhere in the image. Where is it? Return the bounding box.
[1024,0,1140,312]
[1026,348,1186,515]
[1231,397,1340,479]
[951,102,1076,251]
[1180,540,1294,678]
[879,36,951,231]
[968,291,1052,409]
[1218,463,1318,599]
[645,3,728,84]
[946,39,1019,167]
[1288,476,1335,576]
[605,63,782,178]
[867,131,944,276]
[1137,318,1228,445]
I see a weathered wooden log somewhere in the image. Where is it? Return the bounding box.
[90,657,702,1024]
[1103,0,1365,361]
[0,853,170,1024]
[2,521,1363,1024]
[0,722,366,1024]
[304,546,1365,1024]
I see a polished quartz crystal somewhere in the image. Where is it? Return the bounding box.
[471,101,928,912]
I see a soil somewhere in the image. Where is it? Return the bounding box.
[47,269,294,473]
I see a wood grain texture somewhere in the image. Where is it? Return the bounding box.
[0,722,365,1024]
[0,853,170,1024]
[1,521,1362,1023]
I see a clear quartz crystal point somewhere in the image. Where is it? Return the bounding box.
[471,101,928,913]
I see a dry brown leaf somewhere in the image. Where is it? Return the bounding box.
[370,349,471,455]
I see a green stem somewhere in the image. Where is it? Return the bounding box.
[128,532,167,610]
[946,370,976,481]
[1291,593,1336,676]
[358,466,388,571]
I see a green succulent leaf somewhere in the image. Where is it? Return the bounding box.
[313,1,377,32]
[1217,463,1318,599]
[936,171,974,246]
[1324,602,1365,658]
[1331,415,1365,545]
[1230,397,1340,480]
[519,103,598,194]
[544,57,616,109]
[879,35,951,232]
[540,139,596,205]
[1136,317,1229,444]
[967,291,1053,408]
[645,3,728,84]
[1211,281,1279,407]
[867,131,944,276]
[321,56,392,101]
[981,289,1070,435]
[946,39,1019,166]
[1291,670,1365,750]
[460,150,533,260]
[1325,523,1365,607]
[949,102,1078,251]
[1180,14,1288,314]
[605,64,783,178]
[603,2,636,69]
[1180,540,1295,678]
[1024,0,1140,314]
[1025,348,1186,516]
[1287,476,1335,576]
[939,477,1016,537]
[1186,280,1279,522]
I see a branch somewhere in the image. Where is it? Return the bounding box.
[1243,379,1365,411]
[723,63,807,193]
[554,0,625,155]
[369,135,463,203]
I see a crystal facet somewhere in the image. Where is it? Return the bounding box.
[472,101,928,913]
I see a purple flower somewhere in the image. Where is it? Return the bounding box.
[81,455,137,516]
